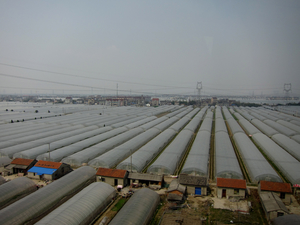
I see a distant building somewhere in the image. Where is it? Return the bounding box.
[64,97,72,104]
[216,178,247,200]
[258,180,292,205]
[211,97,217,104]
[96,167,129,188]
[179,174,208,196]
[5,158,37,176]
[27,160,72,181]
[128,172,163,188]
[151,98,159,106]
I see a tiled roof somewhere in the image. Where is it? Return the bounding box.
[11,158,35,166]
[96,168,127,178]
[260,180,292,193]
[179,174,207,186]
[217,178,247,189]
[35,160,62,169]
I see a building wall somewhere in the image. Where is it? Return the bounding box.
[217,187,245,199]
[269,210,289,222]
[28,172,41,180]
[186,186,207,196]
[259,189,292,205]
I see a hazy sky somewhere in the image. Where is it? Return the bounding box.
[0,0,300,96]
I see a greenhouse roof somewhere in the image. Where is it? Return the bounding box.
[260,181,292,193]
[217,178,246,189]
[28,167,57,175]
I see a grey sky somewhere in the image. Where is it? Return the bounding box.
[0,0,300,96]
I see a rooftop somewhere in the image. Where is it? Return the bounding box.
[96,167,127,178]
[179,174,207,186]
[217,178,246,189]
[34,160,62,169]
[260,180,292,193]
[10,158,36,166]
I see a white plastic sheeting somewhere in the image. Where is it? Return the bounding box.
[109,188,160,225]
[147,130,194,175]
[233,133,281,182]
[252,133,300,185]
[215,118,228,134]
[117,129,177,172]
[238,119,261,136]
[35,182,116,225]
[251,119,279,137]
[61,127,144,167]
[215,131,243,179]
[88,128,161,168]
[36,127,128,162]
[277,120,300,133]
[0,166,96,225]
[226,118,244,135]
[263,120,297,137]
[271,134,300,162]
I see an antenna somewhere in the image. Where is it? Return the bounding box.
[284,83,291,97]
[196,82,202,106]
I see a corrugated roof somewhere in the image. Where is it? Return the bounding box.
[217,178,246,189]
[96,168,127,178]
[35,160,62,169]
[259,192,289,213]
[28,167,57,175]
[128,172,163,182]
[179,174,207,186]
[11,158,35,166]
[260,180,292,193]
[167,179,186,193]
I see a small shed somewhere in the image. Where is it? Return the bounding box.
[96,168,129,187]
[128,172,163,188]
[0,157,12,175]
[260,192,289,223]
[216,178,247,200]
[179,174,208,196]
[5,158,37,175]
[28,161,72,180]
[258,180,292,205]
[167,179,186,201]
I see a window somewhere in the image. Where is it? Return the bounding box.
[234,189,239,194]
[280,192,285,199]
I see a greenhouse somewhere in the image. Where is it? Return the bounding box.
[0,177,37,210]
[248,111,267,121]
[226,118,244,135]
[251,119,279,137]
[36,127,128,162]
[147,129,194,175]
[271,134,300,162]
[238,119,261,136]
[276,120,300,133]
[182,109,204,132]
[35,182,116,225]
[233,112,245,120]
[205,110,213,119]
[215,107,223,119]
[13,126,113,159]
[199,117,213,133]
[181,130,211,176]
[0,166,96,225]
[110,116,148,128]
[291,135,300,144]
[154,117,178,131]
[88,127,161,168]
[222,107,233,120]
[0,176,6,185]
[61,127,145,167]
[239,111,255,121]
[233,133,281,183]
[124,116,157,129]
[168,117,190,133]
[252,133,300,185]
[215,131,243,179]
[215,118,228,134]
[138,116,168,131]
[263,120,297,137]
[117,129,177,172]
[0,125,95,158]
[109,188,159,225]
[0,124,84,150]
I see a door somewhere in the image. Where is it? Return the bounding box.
[222,189,226,198]
[195,187,201,195]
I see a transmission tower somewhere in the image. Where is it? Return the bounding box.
[284,83,292,97]
[196,82,202,106]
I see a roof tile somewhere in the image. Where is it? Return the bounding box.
[260,180,292,193]
[35,160,62,169]
[96,168,127,178]
[217,178,247,189]
[11,158,35,166]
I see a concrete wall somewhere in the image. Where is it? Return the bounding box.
[28,172,41,180]
[259,189,292,205]
[217,187,245,199]
[186,186,207,196]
